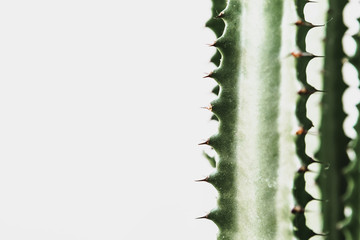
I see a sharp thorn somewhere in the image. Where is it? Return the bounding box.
[290,51,303,58]
[294,20,319,27]
[196,214,209,220]
[203,72,213,78]
[291,205,305,214]
[201,105,213,111]
[291,51,316,58]
[297,88,326,95]
[207,41,216,47]
[296,127,307,136]
[313,24,325,27]
[195,177,209,182]
[297,165,309,173]
[198,139,210,145]
[216,12,224,18]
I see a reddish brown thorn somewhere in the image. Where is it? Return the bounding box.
[297,165,309,173]
[198,139,210,145]
[294,20,324,28]
[297,88,312,95]
[290,51,315,58]
[203,72,213,79]
[294,20,312,27]
[201,105,213,111]
[291,51,303,58]
[291,205,305,214]
[294,20,304,26]
[196,214,209,220]
[195,176,209,182]
[216,12,224,18]
[296,127,307,136]
[297,88,326,95]
[207,41,216,47]
[295,127,319,136]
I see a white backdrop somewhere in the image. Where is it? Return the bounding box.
[0,1,218,239]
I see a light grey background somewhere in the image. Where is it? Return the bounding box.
[0,1,218,239]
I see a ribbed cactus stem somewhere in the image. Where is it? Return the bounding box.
[344,16,360,240]
[203,0,298,239]
[317,0,350,239]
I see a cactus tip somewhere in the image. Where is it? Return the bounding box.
[198,139,210,146]
[296,127,307,136]
[291,205,305,214]
[291,51,318,58]
[297,87,326,95]
[201,105,213,111]
[216,12,224,18]
[297,88,311,95]
[196,214,209,220]
[207,41,217,47]
[195,176,209,182]
[297,165,309,173]
[291,51,303,58]
[203,72,213,79]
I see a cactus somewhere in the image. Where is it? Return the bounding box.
[199,0,360,239]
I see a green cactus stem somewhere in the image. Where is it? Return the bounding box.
[316,0,350,239]
[343,103,360,239]
[201,0,299,239]
[343,16,360,240]
[292,1,323,239]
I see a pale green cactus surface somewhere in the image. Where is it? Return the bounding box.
[200,0,360,239]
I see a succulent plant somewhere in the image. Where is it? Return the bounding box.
[199,0,360,239]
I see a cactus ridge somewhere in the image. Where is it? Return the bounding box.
[316,0,351,239]
[202,1,241,238]
[202,0,299,239]
[206,0,227,68]
[343,16,360,240]
[292,1,321,239]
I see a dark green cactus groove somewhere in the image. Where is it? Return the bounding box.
[201,0,360,239]
[316,1,350,239]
